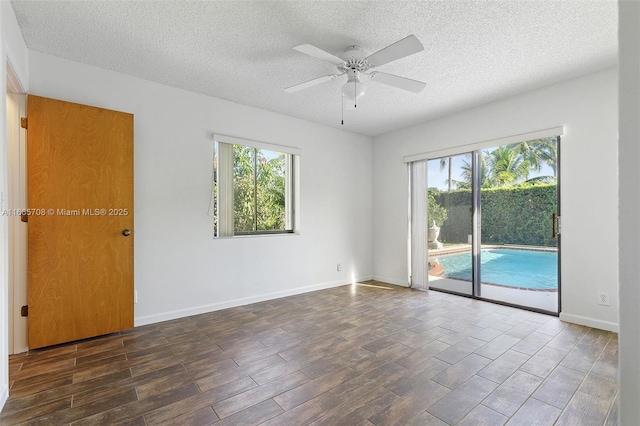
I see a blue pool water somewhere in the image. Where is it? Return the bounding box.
[431,248,557,290]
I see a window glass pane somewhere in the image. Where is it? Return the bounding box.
[233,145,256,232]
[216,142,294,236]
[427,154,473,296]
[479,137,559,313]
[256,149,286,231]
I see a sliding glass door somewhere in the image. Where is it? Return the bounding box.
[422,137,560,314]
[427,154,473,296]
[479,138,559,312]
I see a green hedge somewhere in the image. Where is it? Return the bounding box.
[433,184,557,247]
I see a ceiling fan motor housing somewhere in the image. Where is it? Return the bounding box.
[339,46,371,73]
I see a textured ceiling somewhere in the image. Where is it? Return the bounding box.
[11,1,617,137]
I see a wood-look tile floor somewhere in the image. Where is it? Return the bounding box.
[1,282,618,425]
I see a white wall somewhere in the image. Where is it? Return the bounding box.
[27,51,373,327]
[373,69,619,331]
[618,1,640,423]
[0,0,28,411]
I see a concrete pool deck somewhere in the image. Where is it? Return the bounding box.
[427,244,559,311]
[429,276,559,313]
[429,244,558,256]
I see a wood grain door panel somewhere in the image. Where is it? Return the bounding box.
[27,95,134,349]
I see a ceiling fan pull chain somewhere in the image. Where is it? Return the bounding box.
[354,77,357,108]
[341,94,344,125]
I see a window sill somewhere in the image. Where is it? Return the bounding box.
[216,232,299,239]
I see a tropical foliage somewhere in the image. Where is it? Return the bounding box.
[233,146,286,232]
[435,184,557,247]
[447,138,557,189]
[430,138,558,246]
[428,190,448,227]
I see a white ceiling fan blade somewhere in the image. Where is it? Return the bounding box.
[293,44,345,65]
[371,72,426,93]
[365,35,424,68]
[284,74,338,93]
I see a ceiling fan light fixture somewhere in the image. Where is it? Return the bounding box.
[342,80,367,100]
[342,71,366,100]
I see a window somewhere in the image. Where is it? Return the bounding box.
[213,134,300,237]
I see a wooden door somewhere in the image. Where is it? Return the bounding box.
[27,95,134,349]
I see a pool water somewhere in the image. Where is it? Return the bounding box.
[431,248,557,290]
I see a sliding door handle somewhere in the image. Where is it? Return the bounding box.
[552,213,557,239]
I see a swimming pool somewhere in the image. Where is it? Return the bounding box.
[430,248,557,290]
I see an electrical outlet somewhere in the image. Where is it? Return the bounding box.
[598,292,610,306]
[337,263,342,272]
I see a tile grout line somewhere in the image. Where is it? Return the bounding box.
[554,331,615,423]
[602,388,619,426]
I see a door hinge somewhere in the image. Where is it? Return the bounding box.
[20,117,27,129]
[21,305,28,316]
[21,214,28,223]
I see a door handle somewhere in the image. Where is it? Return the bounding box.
[122,229,131,237]
[551,213,557,239]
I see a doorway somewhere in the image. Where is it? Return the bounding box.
[423,136,560,314]
[6,60,27,355]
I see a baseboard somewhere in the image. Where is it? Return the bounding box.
[559,312,619,332]
[134,276,372,327]
[10,345,28,356]
[0,383,8,413]
[372,275,410,287]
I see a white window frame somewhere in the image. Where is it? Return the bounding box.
[213,134,301,238]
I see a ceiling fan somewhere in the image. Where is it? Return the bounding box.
[285,35,427,103]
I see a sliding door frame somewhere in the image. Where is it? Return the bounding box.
[407,129,562,316]
[555,135,562,315]
[472,150,482,298]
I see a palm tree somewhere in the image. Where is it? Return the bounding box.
[486,145,530,186]
[508,137,557,180]
[439,157,453,192]
[453,152,493,189]
[455,156,471,189]
[533,138,558,178]
[447,139,558,189]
